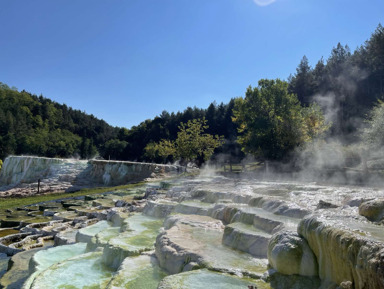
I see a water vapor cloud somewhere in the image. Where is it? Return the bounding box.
[253,0,276,6]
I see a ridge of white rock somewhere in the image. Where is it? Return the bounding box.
[0,156,184,197]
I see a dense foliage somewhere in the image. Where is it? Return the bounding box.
[0,24,383,165]
[0,83,237,163]
[233,79,328,160]
[0,83,118,160]
[288,24,384,139]
[145,118,224,165]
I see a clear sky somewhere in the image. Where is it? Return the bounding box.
[1,0,383,128]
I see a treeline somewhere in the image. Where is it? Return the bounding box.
[105,100,240,162]
[288,24,384,140]
[0,82,239,161]
[0,24,383,164]
[0,84,118,160]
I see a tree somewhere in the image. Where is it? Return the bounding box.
[174,118,224,165]
[102,139,128,160]
[144,140,176,163]
[145,118,224,166]
[362,100,384,150]
[364,24,384,99]
[312,57,327,93]
[289,55,315,105]
[233,79,328,161]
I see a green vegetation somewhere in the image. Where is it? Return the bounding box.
[0,159,2,171]
[0,24,383,165]
[363,100,384,149]
[0,83,238,164]
[0,83,116,160]
[288,24,384,137]
[233,79,328,160]
[146,118,224,165]
[0,183,144,210]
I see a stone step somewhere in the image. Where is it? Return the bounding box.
[75,220,111,243]
[222,222,271,258]
[144,199,298,237]
[155,215,268,277]
[143,200,178,218]
[102,214,163,270]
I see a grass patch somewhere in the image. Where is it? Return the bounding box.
[0,182,145,211]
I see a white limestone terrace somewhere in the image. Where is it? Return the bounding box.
[168,175,384,214]
[146,174,384,288]
[1,169,384,288]
[0,156,185,197]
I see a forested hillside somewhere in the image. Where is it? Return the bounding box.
[0,84,118,160]
[288,24,384,140]
[0,24,383,164]
[0,83,238,162]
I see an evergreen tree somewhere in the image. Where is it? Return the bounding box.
[289,56,315,105]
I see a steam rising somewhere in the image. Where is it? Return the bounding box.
[291,64,384,185]
[197,64,384,186]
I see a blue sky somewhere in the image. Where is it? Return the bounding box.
[1,0,383,128]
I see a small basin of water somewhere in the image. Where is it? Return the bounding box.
[158,269,271,289]
[107,254,167,289]
[111,214,163,251]
[31,242,87,272]
[29,251,113,289]
[0,228,19,238]
[164,223,267,276]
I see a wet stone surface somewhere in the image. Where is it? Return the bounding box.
[0,172,383,289]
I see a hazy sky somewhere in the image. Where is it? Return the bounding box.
[1,0,383,128]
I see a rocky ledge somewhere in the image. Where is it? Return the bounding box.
[0,173,383,288]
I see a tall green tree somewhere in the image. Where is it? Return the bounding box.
[289,55,315,105]
[233,79,328,161]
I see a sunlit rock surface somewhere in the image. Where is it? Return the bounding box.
[155,214,267,276]
[223,222,271,257]
[298,214,384,289]
[0,170,384,288]
[0,156,184,197]
[267,231,318,276]
[358,199,384,222]
[87,160,182,186]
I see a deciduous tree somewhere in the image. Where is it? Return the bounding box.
[233,79,328,160]
[145,118,224,166]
